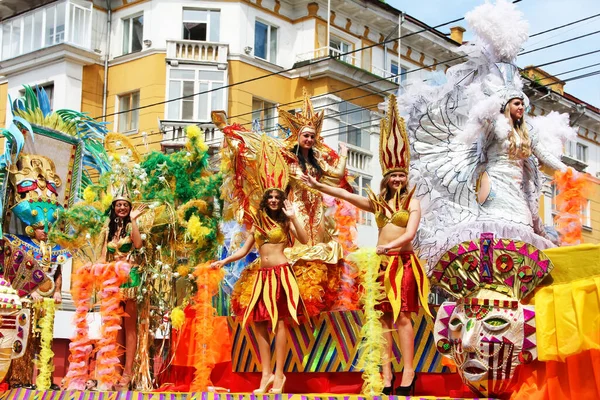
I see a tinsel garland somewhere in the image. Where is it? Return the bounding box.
[34,298,56,390]
[96,261,131,391]
[348,248,385,395]
[66,263,94,390]
[554,168,590,245]
[189,263,225,392]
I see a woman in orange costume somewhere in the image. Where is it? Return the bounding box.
[302,95,431,396]
[211,136,308,394]
[101,192,147,390]
[278,91,353,313]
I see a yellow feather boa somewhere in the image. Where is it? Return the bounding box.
[35,298,56,390]
[348,248,385,395]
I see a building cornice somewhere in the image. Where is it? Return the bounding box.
[0,44,102,77]
[109,49,166,66]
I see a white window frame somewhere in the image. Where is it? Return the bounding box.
[329,35,353,64]
[252,97,277,133]
[19,82,54,111]
[122,13,144,55]
[390,61,408,85]
[338,101,371,150]
[350,174,373,226]
[117,91,140,133]
[166,67,226,122]
[582,199,592,230]
[254,19,278,63]
[182,9,220,42]
[576,142,588,163]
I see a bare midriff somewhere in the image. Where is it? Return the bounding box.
[377,223,413,253]
[258,242,290,267]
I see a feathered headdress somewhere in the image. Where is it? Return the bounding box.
[279,89,324,149]
[256,135,289,194]
[380,95,410,176]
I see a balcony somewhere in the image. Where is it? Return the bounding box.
[293,46,398,93]
[0,0,94,62]
[160,120,222,154]
[166,40,228,66]
[345,143,372,172]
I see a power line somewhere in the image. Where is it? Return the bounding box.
[534,61,600,82]
[95,0,529,120]
[519,29,600,56]
[529,13,600,38]
[526,48,600,69]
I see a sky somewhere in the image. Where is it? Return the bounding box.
[386,0,600,107]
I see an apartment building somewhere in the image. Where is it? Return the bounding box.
[0,0,597,249]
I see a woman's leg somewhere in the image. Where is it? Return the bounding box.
[381,312,395,387]
[255,321,273,388]
[122,299,138,379]
[397,311,415,386]
[273,320,287,388]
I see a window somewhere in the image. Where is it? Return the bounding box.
[576,143,588,163]
[254,20,277,63]
[330,36,352,64]
[183,9,220,42]
[252,98,277,132]
[46,2,66,46]
[118,91,140,132]
[350,174,372,225]
[390,61,407,85]
[123,14,143,55]
[339,101,370,150]
[167,69,226,121]
[582,199,592,229]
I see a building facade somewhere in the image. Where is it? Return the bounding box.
[0,0,598,246]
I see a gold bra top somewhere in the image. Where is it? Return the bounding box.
[366,186,416,229]
[250,211,289,248]
[106,223,134,260]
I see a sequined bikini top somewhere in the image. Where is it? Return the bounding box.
[366,186,416,229]
[106,223,133,260]
[250,211,289,248]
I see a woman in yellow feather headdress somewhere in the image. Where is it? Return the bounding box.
[211,135,308,395]
[302,95,431,396]
[278,90,354,314]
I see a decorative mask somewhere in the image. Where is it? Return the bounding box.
[430,233,551,397]
[8,153,63,234]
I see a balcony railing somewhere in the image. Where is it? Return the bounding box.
[166,40,228,64]
[0,0,93,61]
[345,142,372,172]
[160,120,222,152]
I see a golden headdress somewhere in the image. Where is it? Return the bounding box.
[380,95,410,176]
[110,182,131,204]
[256,135,289,194]
[279,89,324,149]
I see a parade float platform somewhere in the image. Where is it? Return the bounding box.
[0,389,493,400]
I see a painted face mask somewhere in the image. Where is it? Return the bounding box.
[430,233,551,398]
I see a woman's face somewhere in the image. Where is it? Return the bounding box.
[298,127,316,150]
[266,190,283,211]
[508,98,524,122]
[114,200,131,218]
[85,380,95,390]
[387,172,408,192]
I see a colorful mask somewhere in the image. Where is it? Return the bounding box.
[431,233,551,397]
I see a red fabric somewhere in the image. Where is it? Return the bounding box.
[376,251,419,314]
[249,263,297,323]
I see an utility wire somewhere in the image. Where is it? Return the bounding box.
[519,29,600,56]
[95,1,531,120]
[529,13,600,38]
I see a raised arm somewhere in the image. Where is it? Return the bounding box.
[129,204,148,249]
[300,173,374,212]
[376,198,421,254]
[210,230,256,268]
[282,200,309,244]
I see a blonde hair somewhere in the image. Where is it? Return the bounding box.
[504,104,532,159]
[380,173,408,201]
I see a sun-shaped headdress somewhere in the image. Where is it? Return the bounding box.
[279,89,324,149]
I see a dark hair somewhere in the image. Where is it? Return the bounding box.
[259,189,288,225]
[291,144,323,178]
[108,202,131,240]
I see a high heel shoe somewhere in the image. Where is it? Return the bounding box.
[382,374,396,395]
[269,375,286,394]
[395,374,417,396]
[253,374,275,394]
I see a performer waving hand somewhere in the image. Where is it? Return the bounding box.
[301,95,431,396]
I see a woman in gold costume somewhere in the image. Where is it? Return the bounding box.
[278,91,353,313]
[301,96,431,396]
[212,136,308,394]
[101,193,146,390]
